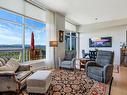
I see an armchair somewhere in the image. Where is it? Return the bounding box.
[86,50,114,83]
[0,57,32,94]
[59,50,76,69]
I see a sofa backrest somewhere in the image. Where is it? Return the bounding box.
[96,50,114,67]
[0,56,11,67]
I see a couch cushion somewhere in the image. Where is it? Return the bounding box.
[2,56,10,63]
[16,71,31,81]
[88,66,103,77]
[0,58,19,72]
[0,61,3,67]
[0,57,6,65]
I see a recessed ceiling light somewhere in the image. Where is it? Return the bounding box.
[95,18,98,20]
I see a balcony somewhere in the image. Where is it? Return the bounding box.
[0,48,46,62]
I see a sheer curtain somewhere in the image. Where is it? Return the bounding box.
[46,10,56,68]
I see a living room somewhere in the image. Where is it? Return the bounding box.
[0,0,127,95]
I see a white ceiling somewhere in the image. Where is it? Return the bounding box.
[38,0,127,25]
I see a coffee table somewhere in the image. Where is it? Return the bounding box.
[79,58,90,70]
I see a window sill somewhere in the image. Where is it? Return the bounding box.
[22,59,46,65]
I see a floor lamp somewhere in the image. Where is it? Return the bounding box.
[50,41,58,68]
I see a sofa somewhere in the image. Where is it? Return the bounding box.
[86,50,114,83]
[0,56,32,94]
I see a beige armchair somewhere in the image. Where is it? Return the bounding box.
[0,57,32,94]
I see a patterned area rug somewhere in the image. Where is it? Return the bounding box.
[23,69,109,95]
[47,70,109,95]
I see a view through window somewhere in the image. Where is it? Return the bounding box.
[65,32,77,51]
[65,21,78,51]
[0,9,46,61]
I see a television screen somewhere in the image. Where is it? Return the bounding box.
[89,37,112,47]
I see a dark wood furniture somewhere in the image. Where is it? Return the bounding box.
[120,48,127,66]
[79,58,90,70]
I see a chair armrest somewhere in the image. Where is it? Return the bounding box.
[58,57,64,67]
[18,64,31,71]
[0,71,17,81]
[0,71,18,84]
[104,64,113,71]
[0,71,16,77]
[71,58,77,69]
[72,58,76,63]
[85,61,97,75]
[85,61,96,68]
[103,64,113,83]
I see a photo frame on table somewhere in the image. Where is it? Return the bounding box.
[59,30,64,42]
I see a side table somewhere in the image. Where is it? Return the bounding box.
[79,58,90,70]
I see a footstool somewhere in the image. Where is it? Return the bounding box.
[27,70,51,94]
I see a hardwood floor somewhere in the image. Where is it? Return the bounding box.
[111,66,127,95]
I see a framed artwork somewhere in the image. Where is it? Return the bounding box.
[89,37,112,47]
[59,30,64,42]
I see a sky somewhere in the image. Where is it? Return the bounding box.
[0,9,46,46]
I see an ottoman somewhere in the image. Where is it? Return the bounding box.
[27,70,51,94]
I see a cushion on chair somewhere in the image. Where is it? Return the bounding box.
[0,58,19,72]
[64,52,73,61]
[64,51,76,61]
[0,61,3,67]
[60,61,73,69]
[96,51,113,67]
[0,57,6,65]
[88,66,103,77]
[2,56,9,63]
[16,71,31,81]
[0,56,11,65]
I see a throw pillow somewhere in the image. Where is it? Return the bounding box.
[0,57,6,65]
[0,58,20,72]
[0,61,3,67]
[64,52,72,61]
[2,56,9,63]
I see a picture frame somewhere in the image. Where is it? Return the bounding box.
[59,30,64,42]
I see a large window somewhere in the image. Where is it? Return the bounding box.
[25,18,46,61]
[0,9,22,48]
[0,9,46,61]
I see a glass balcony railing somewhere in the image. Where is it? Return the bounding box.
[24,48,46,61]
[0,48,23,62]
[0,48,46,62]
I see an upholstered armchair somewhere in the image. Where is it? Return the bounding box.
[0,57,32,94]
[86,50,114,83]
[59,50,76,69]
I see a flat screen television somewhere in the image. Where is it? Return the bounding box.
[89,37,112,47]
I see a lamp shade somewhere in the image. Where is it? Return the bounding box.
[50,41,58,47]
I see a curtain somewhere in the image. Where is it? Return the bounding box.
[45,10,56,68]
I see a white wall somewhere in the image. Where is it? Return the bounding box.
[79,25,127,64]
[55,13,65,65]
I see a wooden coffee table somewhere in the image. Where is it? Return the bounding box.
[79,58,90,70]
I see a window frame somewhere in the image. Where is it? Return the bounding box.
[65,31,78,51]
